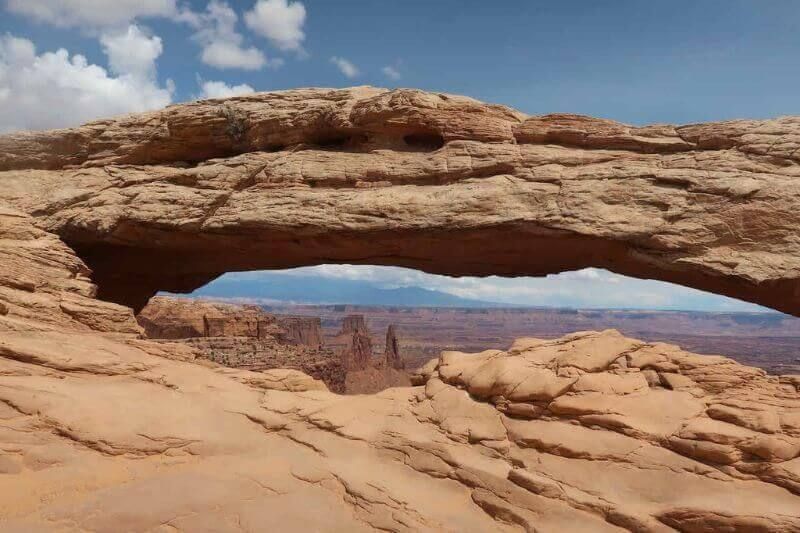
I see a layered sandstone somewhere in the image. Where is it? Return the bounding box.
[0,206,799,529]
[323,315,411,393]
[383,324,404,369]
[0,232,798,531]
[181,336,346,393]
[138,299,409,394]
[138,297,346,392]
[277,316,324,348]
[2,89,800,530]
[328,314,374,371]
[0,87,798,315]
[137,297,283,339]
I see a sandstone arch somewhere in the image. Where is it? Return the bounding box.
[1,87,799,314]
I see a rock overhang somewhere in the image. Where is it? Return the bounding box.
[0,86,798,314]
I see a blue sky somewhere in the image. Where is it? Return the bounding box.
[1,0,792,311]
[214,266,769,312]
[2,0,800,126]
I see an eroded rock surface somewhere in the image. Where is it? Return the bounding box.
[0,206,799,531]
[2,88,800,530]
[138,297,346,392]
[278,315,324,349]
[328,314,374,371]
[383,324,404,369]
[138,296,283,339]
[0,87,799,314]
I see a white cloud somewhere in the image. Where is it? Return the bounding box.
[238,264,766,312]
[382,65,401,80]
[4,0,178,28]
[245,0,306,52]
[330,56,358,78]
[0,31,173,133]
[187,0,279,70]
[563,268,601,280]
[100,25,163,79]
[198,79,255,99]
[5,0,298,70]
[201,40,269,70]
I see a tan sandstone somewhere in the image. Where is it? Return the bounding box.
[1,88,799,531]
[0,87,798,315]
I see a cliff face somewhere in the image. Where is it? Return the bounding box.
[383,324,404,369]
[137,300,407,393]
[328,314,374,371]
[1,87,799,315]
[182,336,346,393]
[276,316,324,348]
[137,297,283,339]
[137,297,346,393]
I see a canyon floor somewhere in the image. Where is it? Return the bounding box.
[261,304,800,375]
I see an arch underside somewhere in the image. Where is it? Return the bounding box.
[72,222,797,315]
[0,87,798,315]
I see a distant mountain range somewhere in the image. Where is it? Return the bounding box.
[191,273,505,307]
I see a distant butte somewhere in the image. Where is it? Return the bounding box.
[137,297,347,392]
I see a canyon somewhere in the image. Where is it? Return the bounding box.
[263,304,800,375]
[0,87,799,531]
[137,296,408,393]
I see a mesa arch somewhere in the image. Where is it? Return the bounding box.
[0,86,799,314]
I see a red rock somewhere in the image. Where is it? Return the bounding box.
[276,316,324,348]
[2,89,800,531]
[137,297,346,392]
[383,324,404,369]
[328,314,373,371]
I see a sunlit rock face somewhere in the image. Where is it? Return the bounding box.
[0,204,799,530]
[0,87,799,314]
[1,89,800,530]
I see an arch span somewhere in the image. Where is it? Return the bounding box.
[1,87,799,314]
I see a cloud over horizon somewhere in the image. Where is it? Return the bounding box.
[197,78,255,98]
[220,265,768,313]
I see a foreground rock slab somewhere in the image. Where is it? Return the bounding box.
[1,87,799,314]
[2,329,799,530]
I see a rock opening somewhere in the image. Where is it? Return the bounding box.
[0,87,798,316]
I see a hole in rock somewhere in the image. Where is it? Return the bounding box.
[403,131,445,150]
[310,131,369,149]
[135,265,800,396]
